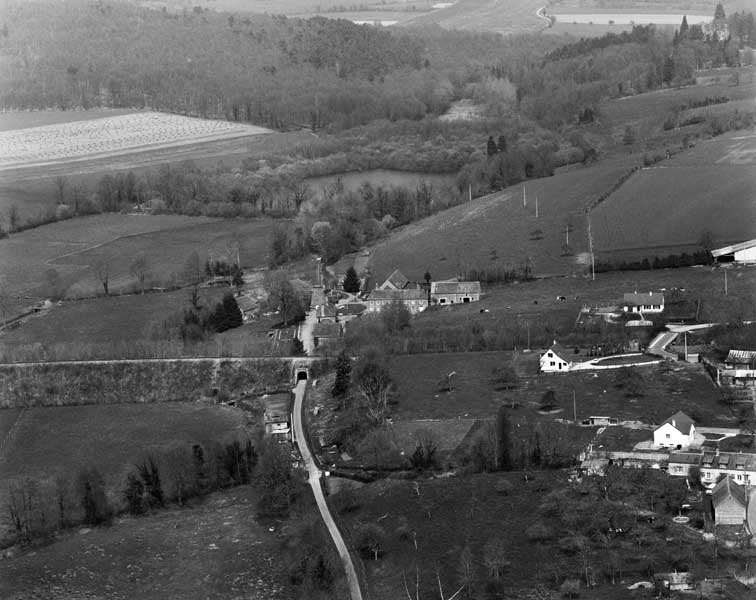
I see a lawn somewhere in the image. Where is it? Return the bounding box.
[368,160,630,282]
[0,403,251,511]
[0,486,294,600]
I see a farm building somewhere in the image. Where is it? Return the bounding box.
[622,291,664,314]
[711,238,756,264]
[316,304,337,323]
[336,303,366,322]
[540,341,575,373]
[263,393,292,442]
[725,350,756,369]
[653,572,694,594]
[653,411,696,449]
[366,289,428,314]
[711,475,747,526]
[581,416,618,426]
[430,280,481,305]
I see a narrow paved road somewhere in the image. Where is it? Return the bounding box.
[646,330,678,360]
[292,380,362,600]
[0,356,321,368]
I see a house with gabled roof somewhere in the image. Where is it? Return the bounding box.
[712,475,748,525]
[622,291,664,314]
[653,411,696,449]
[378,269,410,291]
[540,341,575,373]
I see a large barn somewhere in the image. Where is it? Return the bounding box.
[711,238,756,264]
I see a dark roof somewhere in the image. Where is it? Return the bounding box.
[668,452,702,466]
[313,322,342,338]
[712,475,747,508]
[544,340,572,360]
[382,269,409,289]
[368,289,427,302]
[726,350,756,365]
[661,411,695,435]
[431,280,481,295]
[623,291,664,305]
[317,304,337,318]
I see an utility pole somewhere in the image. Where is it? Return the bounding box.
[573,390,577,422]
[684,331,688,363]
[469,184,472,204]
[565,224,569,246]
[523,186,526,207]
[535,195,538,218]
[724,268,728,296]
[587,215,595,281]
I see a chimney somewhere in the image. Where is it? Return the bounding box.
[672,419,676,428]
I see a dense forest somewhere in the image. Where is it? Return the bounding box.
[2,1,752,131]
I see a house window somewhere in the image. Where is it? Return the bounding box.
[665,433,670,439]
[550,361,555,367]
[737,474,743,481]
[463,297,470,303]
[558,363,562,370]
[439,298,446,305]
[548,353,553,357]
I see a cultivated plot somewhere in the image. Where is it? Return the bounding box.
[0,111,271,170]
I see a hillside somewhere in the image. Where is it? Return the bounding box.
[367,121,756,281]
[367,158,631,281]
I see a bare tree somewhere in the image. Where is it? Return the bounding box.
[94,260,110,296]
[483,537,510,579]
[130,254,150,294]
[54,175,67,205]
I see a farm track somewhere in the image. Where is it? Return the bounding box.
[0,407,26,463]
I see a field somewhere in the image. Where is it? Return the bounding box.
[401,0,548,35]
[0,402,250,496]
[386,351,731,427]
[0,110,308,221]
[0,486,294,600]
[367,158,631,281]
[592,129,756,261]
[0,111,271,170]
[0,214,277,320]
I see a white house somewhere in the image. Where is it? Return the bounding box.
[711,238,756,264]
[540,341,574,373]
[653,411,696,448]
[623,292,665,314]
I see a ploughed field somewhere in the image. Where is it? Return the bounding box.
[0,111,271,170]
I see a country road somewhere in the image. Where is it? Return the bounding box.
[292,379,363,600]
[0,356,321,368]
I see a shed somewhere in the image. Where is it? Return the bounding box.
[711,238,756,264]
[712,475,747,526]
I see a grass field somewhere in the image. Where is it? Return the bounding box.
[0,403,250,507]
[592,129,756,261]
[402,0,548,35]
[386,351,729,427]
[367,159,630,281]
[0,486,294,600]
[0,214,277,320]
[0,108,139,132]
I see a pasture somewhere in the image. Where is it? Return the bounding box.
[367,159,631,281]
[592,129,756,261]
[0,486,294,600]
[403,0,548,35]
[0,214,277,319]
[387,351,728,427]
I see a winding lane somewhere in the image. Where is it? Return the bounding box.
[292,379,363,600]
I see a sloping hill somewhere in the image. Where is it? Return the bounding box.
[368,159,631,282]
[592,129,756,262]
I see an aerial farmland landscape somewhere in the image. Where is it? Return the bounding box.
[0,0,755,599]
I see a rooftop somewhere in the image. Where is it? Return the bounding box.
[711,238,756,258]
[660,410,695,435]
[623,291,665,305]
[431,280,481,295]
[368,288,428,302]
[313,322,342,338]
[712,475,747,508]
[726,350,756,366]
